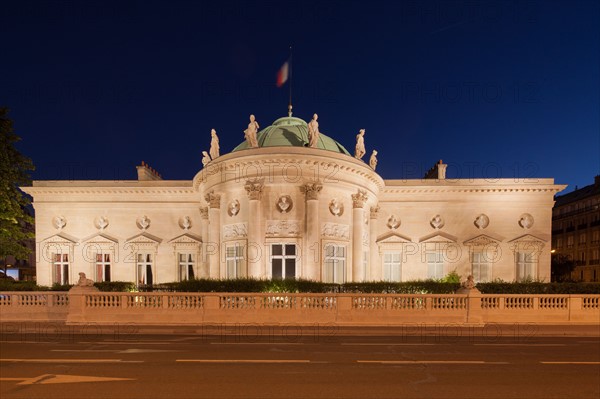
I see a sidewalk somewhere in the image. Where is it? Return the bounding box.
[1,321,599,339]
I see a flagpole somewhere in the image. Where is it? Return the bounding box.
[288,45,293,117]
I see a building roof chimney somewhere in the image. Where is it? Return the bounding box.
[136,161,163,181]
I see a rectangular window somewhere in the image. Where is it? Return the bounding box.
[579,234,586,245]
[95,253,111,282]
[53,253,69,285]
[136,253,153,286]
[516,251,537,281]
[383,252,402,282]
[471,252,490,282]
[324,244,346,284]
[426,251,444,280]
[225,244,244,279]
[271,244,296,279]
[178,253,195,281]
[592,230,599,244]
[556,238,563,249]
[567,236,574,248]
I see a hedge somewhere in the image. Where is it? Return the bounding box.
[1,279,599,294]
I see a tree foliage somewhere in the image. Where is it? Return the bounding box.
[0,107,34,260]
[550,253,576,282]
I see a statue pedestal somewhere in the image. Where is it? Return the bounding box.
[67,284,99,325]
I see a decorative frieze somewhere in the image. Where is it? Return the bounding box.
[321,223,350,240]
[266,220,301,237]
[223,223,248,239]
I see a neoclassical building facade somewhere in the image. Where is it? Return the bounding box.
[23,115,565,286]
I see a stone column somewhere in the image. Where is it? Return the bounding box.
[300,182,323,281]
[245,178,265,278]
[369,205,380,281]
[199,207,209,278]
[351,189,368,282]
[205,191,221,279]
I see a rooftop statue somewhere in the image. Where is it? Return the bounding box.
[210,129,220,159]
[307,113,320,148]
[244,114,259,148]
[202,151,211,167]
[369,150,378,170]
[355,129,366,160]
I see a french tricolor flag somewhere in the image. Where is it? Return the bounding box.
[276,60,289,88]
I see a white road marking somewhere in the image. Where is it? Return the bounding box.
[176,359,311,363]
[541,361,600,365]
[210,342,304,345]
[473,344,567,347]
[1,374,134,385]
[342,343,439,346]
[357,360,509,365]
[0,358,143,363]
[51,349,118,353]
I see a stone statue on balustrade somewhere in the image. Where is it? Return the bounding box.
[210,129,220,159]
[307,113,320,148]
[244,114,260,148]
[355,129,366,160]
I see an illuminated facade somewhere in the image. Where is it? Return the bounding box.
[23,115,565,286]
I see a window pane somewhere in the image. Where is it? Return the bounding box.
[105,265,111,282]
[137,253,143,262]
[325,245,334,257]
[272,245,283,256]
[285,258,295,279]
[62,254,69,262]
[285,244,295,256]
[188,265,194,280]
[272,259,282,279]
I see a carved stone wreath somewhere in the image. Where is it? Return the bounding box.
[430,214,445,229]
[136,215,151,230]
[95,216,109,230]
[228,200,240,216]
[519,213,534,229]
[52,216,67,230]
[179,216,192,230]
[329,199,344,216]
[474,214,489,229]
[387,215,400,230]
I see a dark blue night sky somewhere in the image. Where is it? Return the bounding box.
[2,0,599,192]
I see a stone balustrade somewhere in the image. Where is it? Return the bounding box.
[0,291,598,325]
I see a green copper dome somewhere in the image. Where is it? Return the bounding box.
[232,116,351,155]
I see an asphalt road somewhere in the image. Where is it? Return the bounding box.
[1,326,599,399]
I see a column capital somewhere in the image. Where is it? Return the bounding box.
[199,207,209,219]
[351,189,368,209]
[370,205,380,219]
[300,181,323,200]
[245,178,265,200]
[204,191,221,208]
